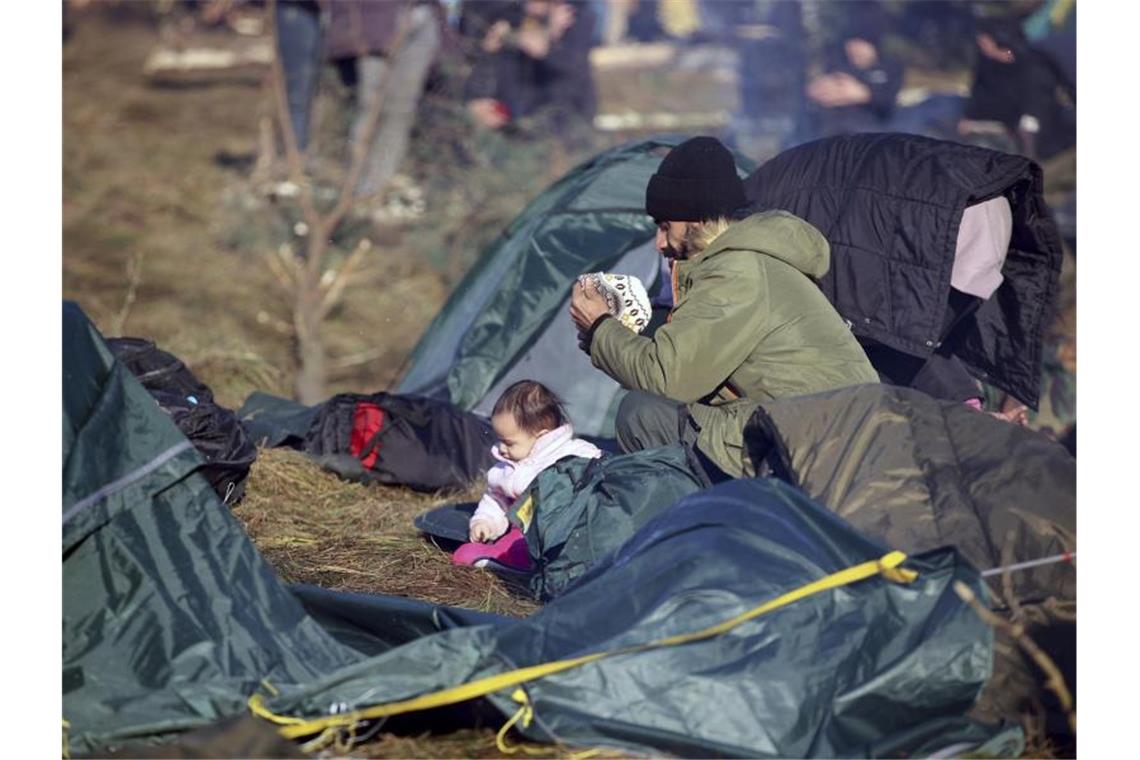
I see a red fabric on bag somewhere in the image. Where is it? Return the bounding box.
[349,402,386,468]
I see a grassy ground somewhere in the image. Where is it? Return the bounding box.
[236,448,538,618]
[62,6,620,410]
[233,450,563,758]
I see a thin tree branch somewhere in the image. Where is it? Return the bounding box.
[953,581,1076,736]
[255,309,294,335]
[264,245,296,290]
[111,249,145,335]
[318,238,372,320]
[1001,530,1025,622]
[329,346,387,369]
[263,0,416,402]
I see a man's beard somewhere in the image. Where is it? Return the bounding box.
[663,226,701,260]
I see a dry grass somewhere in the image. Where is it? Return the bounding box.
[235,448,539,619]
[348,729,632,759]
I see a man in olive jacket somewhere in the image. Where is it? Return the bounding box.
[570,136,879,477]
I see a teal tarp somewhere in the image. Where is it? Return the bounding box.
[510,443,711,599]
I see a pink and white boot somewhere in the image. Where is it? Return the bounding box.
[452,527,533,571]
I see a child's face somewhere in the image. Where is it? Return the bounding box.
[492,412,543,462]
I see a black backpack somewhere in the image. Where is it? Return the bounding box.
[107,338,257,504]
[303,392,496,492]
[105,337,214,403]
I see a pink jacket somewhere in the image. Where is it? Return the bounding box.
[470,424,602,540]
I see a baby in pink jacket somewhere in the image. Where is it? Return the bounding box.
[453,380,602,569]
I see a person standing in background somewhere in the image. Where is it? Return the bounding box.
[274,0,443,200]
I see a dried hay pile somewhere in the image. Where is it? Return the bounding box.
[234,448,539,619]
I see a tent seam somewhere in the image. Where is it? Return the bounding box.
[63,440,195,525]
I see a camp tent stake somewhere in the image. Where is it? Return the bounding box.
[980,552,1075,578]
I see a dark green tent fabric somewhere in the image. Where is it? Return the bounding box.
[743,384,1076,603]
[62,303,364,755]
[394,137,753,437]
[509,444,710,600]
[289,584,508,658]
[235,390,322,448]
[260,478,1015,757]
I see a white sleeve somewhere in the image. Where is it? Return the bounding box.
[469,492,509,538]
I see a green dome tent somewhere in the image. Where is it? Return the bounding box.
[394,137,752,437]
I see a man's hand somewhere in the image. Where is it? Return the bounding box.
[468,98,510,129]
[549,2,576,40]
[976,33,1015,64]
[469,521,495,543]
[570,279,611,333]
[806,72,871,108]
[515,25,552,58]
[992,398,1029,427]
[482,19,511,53]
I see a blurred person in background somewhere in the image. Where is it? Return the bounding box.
[325,0,443,198]
[959,0,1075,160]
[275,0,323,151]
[800,0,902,140]
[458,0,523,128]
[707,0,806,155]
[274,0,443,199]
[595,0,636,45]
[461,0,598,134]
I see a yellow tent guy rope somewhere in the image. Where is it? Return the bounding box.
[250,551,916,743]
[495,689,548,755]
[567,749,604,760]
[299,727,339,755]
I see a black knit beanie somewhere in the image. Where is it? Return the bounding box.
[645,136,747,223]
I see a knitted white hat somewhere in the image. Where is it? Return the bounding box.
[577,272,652,333]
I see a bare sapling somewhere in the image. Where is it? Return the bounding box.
[265,0,412,403]
[110,249,146,335]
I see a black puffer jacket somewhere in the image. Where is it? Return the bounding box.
[742,133,1064,408]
